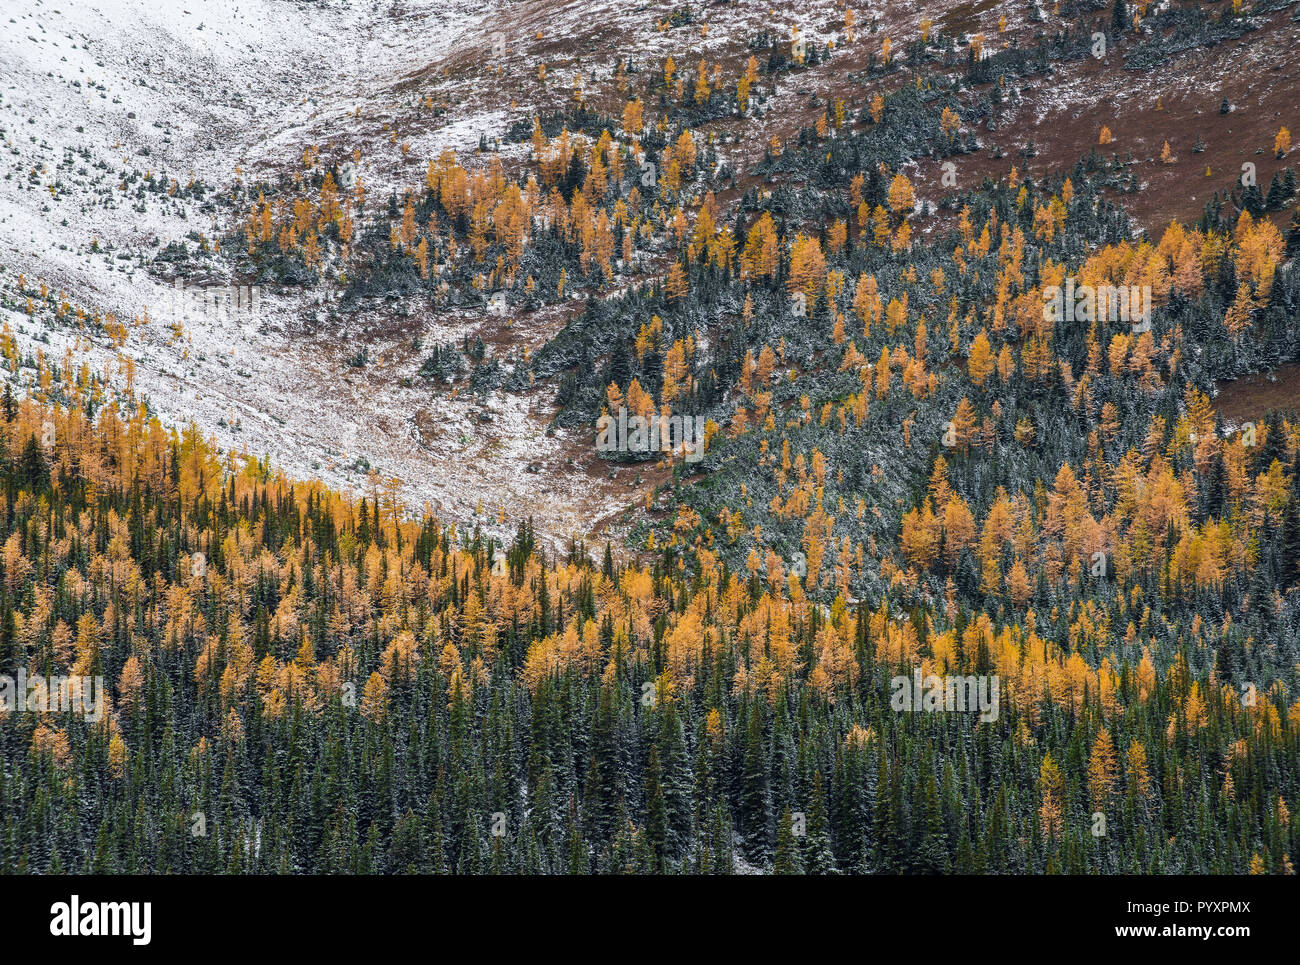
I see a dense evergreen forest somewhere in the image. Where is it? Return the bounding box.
[0,391,1295,874]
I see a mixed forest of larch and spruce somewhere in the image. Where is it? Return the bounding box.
[2,0,1300,875]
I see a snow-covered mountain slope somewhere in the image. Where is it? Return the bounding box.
[0,0,616,545]
[2,0,1297,550]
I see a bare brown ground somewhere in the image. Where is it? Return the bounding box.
[1215,362,1300,424]
[913,8,1300,235]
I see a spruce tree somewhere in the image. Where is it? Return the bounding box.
[773,807,804,874]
